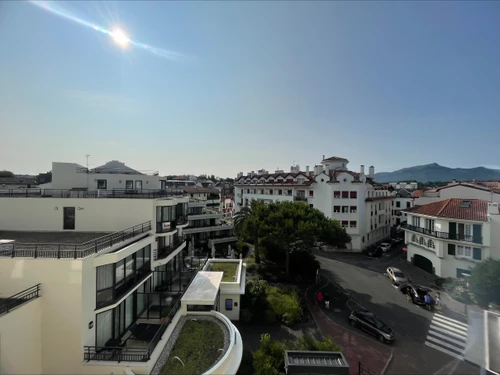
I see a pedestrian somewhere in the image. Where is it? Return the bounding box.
[424,293,433,311]
[435,292,441,306]
[324,293,330,309]
[407,291,412,303]
[316,291,323,305]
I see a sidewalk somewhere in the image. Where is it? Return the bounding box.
[306,277,392,375]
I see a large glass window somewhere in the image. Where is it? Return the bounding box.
[96,309,113,347]
[96,245,152,309]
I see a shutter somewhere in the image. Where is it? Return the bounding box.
[473,224,482,244]
[473,247,482,261]
[448,222,457,240]
[448,244,456,255]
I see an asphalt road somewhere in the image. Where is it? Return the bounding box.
[316,254,479,375]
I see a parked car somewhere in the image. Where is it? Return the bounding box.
[386,267,408,286]
[348,310,395,344]
[379,242,391,252]
[399,283,432,306]
[366,246,383,258]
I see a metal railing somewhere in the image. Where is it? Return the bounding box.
[83,258,208,363]
[0,284,41,316]
[294,196,308,201]
[0,189,186,199]
[402,223,482,244]
[0,221,151,259]
[156,238,185,260]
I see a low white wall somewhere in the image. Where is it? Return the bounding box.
[0,298,42,375]
[203,311,242,375]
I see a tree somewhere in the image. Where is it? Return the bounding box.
[234,200,268,263]
[0,170,14,178]
[259,201,351,278]
[469,259,500,307]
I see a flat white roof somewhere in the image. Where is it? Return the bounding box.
[181,271,223,305]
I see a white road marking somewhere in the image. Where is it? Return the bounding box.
[425,313,468,361]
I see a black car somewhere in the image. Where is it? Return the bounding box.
[366,246,383,258]
[399,283,433,306]
[349,310,395,344]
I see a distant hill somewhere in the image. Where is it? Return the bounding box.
[375,163,500,183]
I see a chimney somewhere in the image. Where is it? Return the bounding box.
[314,165,322,176]
[360,165,365,175]
[369,166,375,179]
[324,164,330,175]
[306,166,309,173]
[323,154,325,161]
[488,202,499,215]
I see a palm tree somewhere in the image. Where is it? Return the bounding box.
[234,201,262,263]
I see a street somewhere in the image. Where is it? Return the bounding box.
[315,251,479,375]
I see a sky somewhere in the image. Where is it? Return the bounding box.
[1,1,500,178]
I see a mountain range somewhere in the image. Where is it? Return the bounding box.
[374,163,500,183]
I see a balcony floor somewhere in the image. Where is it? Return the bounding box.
[0,231,109,243]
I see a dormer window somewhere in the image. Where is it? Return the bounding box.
[460,200,471,208]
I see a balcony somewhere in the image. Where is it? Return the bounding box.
[0,188,185,199]
[156,221,177,234]
[402,223,483,244]
[156,238,185,260]
[0,284,40,316]
[176,216,188,226]
[0,222,151,259]
[294,196,307,202]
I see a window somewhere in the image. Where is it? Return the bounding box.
[225,299,233,311]
[342,191,349,198]
[334,191,341,198]
[411,234,417,242]
[350,221,357,228]
[278,190,282,195]
[428,239,435,249]
[333,206,340,213]
[342,206,349,213]
[362,236,365,243]
[350,206,357,213]
[309,204,313,208]
[309,191,314,197]
[341,221,348,228]
[473,248,482,261]
[396,201,401,208]
[350,191,357,199]
[458,223,472,241]
[135,180,143,190]
[287,190,292,196]
[412,216,421,227]
[448,244,456,255]
[406,202,411,208]
[457,245,472,258]
[63,207,75,230]
[419,237,426,246]
[97,179,107,189]
[426,219,435,232]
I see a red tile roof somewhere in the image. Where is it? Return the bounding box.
[412,190,424,198]
[402,198,494,222]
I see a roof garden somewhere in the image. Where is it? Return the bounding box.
[153,316,228,375]
[203,260,242,283]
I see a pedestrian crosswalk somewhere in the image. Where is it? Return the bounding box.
[425,313,468,360]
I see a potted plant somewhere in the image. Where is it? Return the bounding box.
[161,306,172,323]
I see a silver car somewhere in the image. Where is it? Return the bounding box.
[386,267,408,285]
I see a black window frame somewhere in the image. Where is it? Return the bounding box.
[97,179,107,189]
[225,298,233,311]
[63,206,76,230]
[125,180,134,190]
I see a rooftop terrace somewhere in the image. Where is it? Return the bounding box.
[0,221,151,259]
[0,188,186,199]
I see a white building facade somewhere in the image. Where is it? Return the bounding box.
[391,189,415,226]
[0,161,243,375]
[402,199,500,279]
[234,156,393,251]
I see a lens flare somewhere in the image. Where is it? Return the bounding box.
[28,1,186,61]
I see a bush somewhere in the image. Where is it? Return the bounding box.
[266,286,302,326]
[469,259,500,307]
[444,278,473,304]
[289,251,320,283]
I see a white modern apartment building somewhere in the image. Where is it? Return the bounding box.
[402,198,500,278]
[0,162,243,375]
[234,155,393,251]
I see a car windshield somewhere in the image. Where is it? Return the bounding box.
[394,272,405,278]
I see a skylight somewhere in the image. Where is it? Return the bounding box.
[460,200,471,208]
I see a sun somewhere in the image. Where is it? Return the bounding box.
[111,28,129,48]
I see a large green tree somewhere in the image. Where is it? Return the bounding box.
[469,258,500,307]
[235,200,350,277]
[234,200,269,263]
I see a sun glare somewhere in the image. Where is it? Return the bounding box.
[111,28,129,48]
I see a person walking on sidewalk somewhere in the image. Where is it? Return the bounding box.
[424,293,433,311]
[316,291,323,305]
[324,293,330,309]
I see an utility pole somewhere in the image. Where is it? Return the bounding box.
[86,154,90,190]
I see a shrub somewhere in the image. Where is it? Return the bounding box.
[444,278,473,304]
[469,259,500,307]
[266,286,303,326]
